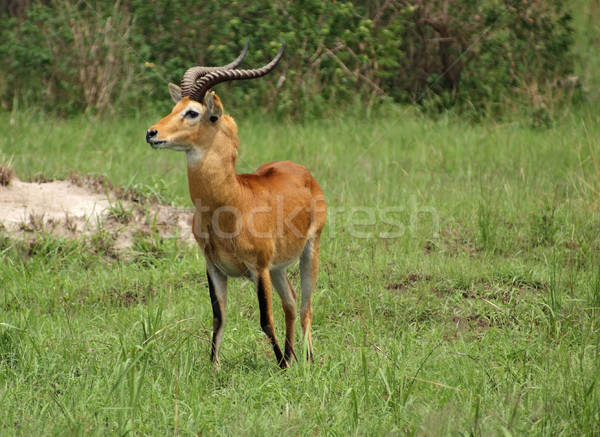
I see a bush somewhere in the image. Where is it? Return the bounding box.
[0,0,137,115]
[0,0,577,117]
[400,0,576,116]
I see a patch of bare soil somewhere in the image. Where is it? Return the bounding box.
[386,273,433,292]
[0,176,195,250]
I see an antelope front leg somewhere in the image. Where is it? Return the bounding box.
[255,269,287,368]
[270,268,298,363]
[206,262,228,366]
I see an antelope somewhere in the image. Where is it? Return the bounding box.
[146,42,326,369]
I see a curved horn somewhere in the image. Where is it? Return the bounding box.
[181,39,250,98]
[188,42,285,103]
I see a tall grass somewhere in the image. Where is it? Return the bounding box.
[1,102,599,434]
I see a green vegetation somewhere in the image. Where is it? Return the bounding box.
[1,0,599,435]
[0,0,585,117]
[1,105,600,434]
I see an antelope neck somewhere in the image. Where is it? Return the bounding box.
[186,144,241,212]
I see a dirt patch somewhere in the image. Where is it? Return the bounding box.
[1,178,112,226]
[452,314,492,332]
[386,273,433,291]
[0,177,195,250]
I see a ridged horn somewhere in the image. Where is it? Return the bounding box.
[180,39,250,98]
[188,42,285,103]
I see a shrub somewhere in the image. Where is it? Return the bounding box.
[0,0,577,117]
[0,0,137,115]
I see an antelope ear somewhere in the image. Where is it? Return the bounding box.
[204,91,223,122]
[168,83,182,103]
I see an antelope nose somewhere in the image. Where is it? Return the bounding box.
[146,129,158,143]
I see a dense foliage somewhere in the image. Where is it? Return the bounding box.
[0,0,577,117]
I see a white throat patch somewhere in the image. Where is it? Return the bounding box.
[186,148,205,166]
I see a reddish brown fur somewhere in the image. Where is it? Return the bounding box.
[147,93,326,367]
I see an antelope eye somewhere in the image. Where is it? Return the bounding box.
[184,109,199,119]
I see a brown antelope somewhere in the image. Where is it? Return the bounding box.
[146,43,326,368]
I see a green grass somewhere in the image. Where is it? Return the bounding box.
[1,103,600,435]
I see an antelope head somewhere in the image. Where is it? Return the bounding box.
[146,42,285,156]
